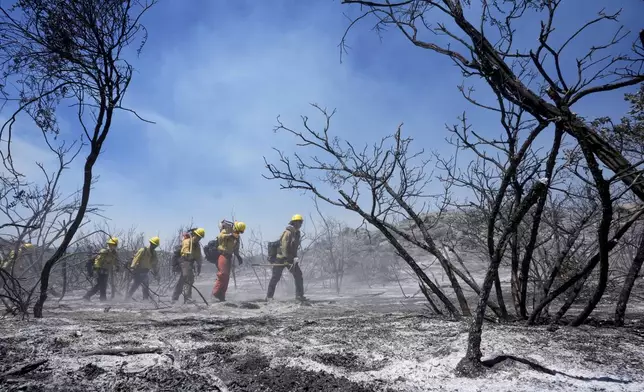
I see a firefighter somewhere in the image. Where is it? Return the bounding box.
[83,237,119,302]
[266,214,306,302]
[0,243,34,272]
[212,221,245,302]
[125,236,160,301]
[171,228,205,303]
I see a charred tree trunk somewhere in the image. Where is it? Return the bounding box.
[493,272,508,319]
[569,138,613,327]
[445,246,504,317]
[428,242,471,316]
[340,195,461,318]
[34,149,98,317]
[518,197,546,318]
[389,247,459,317]
[34,106,112,318]
[509,171,524,317]
[614,227,644,327]
[552,275,589,324]
[540,222,587,301]
[456,250,505,375]
[519,128,562,318]
[457,181,547,374]
[384,184,471,316]
[510,233,522,316]
[419,281,442,315]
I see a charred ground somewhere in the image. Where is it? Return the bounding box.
[1,281,643,392]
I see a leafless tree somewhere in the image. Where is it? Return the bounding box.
[614,222,644,326]
[264,105,507,319]
[593,84,644,327]
[311,200,358,294]
[334,0,644,373]
[340,0,644,200]
[0,132,101,315]
[241,228,270,290]
[0,0,157,317]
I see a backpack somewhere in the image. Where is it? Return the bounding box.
[171,244,182,273]
[267,240,281,262]
[219,220,233,232]
[203,239,220,264]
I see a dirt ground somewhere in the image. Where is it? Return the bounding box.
[1,276,643,392]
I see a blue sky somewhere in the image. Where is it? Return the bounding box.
[4,0,644,247]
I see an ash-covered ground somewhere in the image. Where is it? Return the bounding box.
[1,275,643,392]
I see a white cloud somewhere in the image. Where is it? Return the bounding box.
[2,3,459,247]
[87,7,438,244]
[7,1,640,250]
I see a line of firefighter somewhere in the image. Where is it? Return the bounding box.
[73,214,306,303]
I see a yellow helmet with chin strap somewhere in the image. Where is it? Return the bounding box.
[233,221,246,233]
[193,228,205,238]
[107,237,118,246]
[149,236,160,246]
[291,214,303,222]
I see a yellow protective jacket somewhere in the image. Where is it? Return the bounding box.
[217,230,240,256]
[93,248,118,272]
[277,225,301,261]
[0,250,18,269]
[130,246,158,274]
[0,251,14,269]
[180,237,202,263]
[1,247,32,270]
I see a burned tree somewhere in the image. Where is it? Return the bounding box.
[264,105,504,319]
[0,132,103,315]
[0,0,157,317]
[334,0,644,373]
[593,84,644,327]
[311,200,359,294]
[340,0,644,200]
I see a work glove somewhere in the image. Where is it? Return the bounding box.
[237,256,243,266]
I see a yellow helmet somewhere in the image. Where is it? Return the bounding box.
[149,236,160,246]
[233,221,246,233]
[23,243,34,249]
[291,214,304,222]
[193,228,205,238]
[106,237,119,246]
